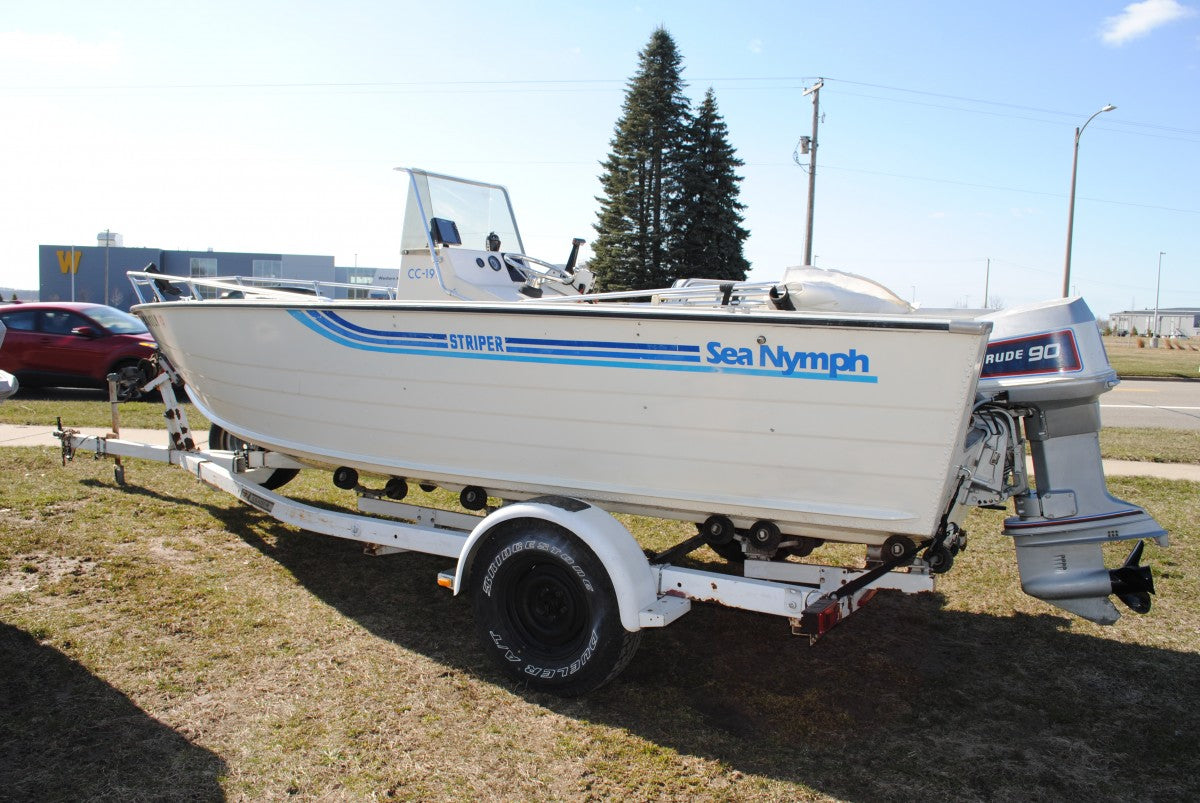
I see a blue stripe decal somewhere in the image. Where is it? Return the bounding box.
[506,336,699,354]
[301,310,449,349]
[320,310,449,342]
[505,346,700,362]
[287,310,878,383]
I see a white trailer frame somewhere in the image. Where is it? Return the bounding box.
[54,369,936,695]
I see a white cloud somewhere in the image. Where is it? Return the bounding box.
[748,38,763,54]
[1100,0,1197,46]
[0,31,123,68]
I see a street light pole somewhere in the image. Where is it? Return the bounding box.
[1153,251,1165,346]
[1062,104,1116,298]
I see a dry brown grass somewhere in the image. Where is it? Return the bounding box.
[3,449,1199,800]
[1104,336,1200,378]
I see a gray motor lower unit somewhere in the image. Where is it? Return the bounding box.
[1003,400,1165,624]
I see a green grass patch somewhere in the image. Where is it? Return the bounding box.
[1100,427,1200,464]
[1104,335,1200,379]
[2,447,1199,800]
[0,392,210,431]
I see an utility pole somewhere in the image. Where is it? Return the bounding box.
[984,258,991,308]
[802,79,823,267]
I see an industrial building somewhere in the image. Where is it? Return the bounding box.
[37,233,394,312]
[1108,307,1200,338]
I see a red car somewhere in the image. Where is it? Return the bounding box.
[0,302,160,401]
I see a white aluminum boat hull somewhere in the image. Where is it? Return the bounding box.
[137,300,989,545]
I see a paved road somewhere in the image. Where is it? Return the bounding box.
[1101,379,1200,430]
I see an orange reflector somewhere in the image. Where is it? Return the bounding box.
[437,572,454,589]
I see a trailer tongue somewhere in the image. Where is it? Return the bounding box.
[56,371,935,696]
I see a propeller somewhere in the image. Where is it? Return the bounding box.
[1109,540,1155,614]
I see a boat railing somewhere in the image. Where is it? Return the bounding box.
[128,271,398,305]
[535,279,793,310]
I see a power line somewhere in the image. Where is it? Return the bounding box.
[744,161,1200,216]
[4,71,1197,140]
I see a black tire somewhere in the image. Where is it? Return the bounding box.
[470,522,641,696]
[209,424,299,490]
[111,360,150,402]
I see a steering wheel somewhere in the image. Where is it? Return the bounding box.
[503,253,574,284]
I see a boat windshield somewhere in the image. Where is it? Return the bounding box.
[399,169,524,255]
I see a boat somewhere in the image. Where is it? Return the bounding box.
[128,167,1165,629]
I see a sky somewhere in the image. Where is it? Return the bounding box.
[1,0,1197,319]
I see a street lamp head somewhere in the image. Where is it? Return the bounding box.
[1101,104,1116,112]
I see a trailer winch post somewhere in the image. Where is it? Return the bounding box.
[104,372,125,485]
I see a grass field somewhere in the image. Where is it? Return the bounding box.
[0,389,213,432]
[2,448,1198,801]
[1103,335,1200,379]
[1100,427,1200,464]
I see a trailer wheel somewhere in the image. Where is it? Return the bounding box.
[470,522,641,696]
[209,425,299,490]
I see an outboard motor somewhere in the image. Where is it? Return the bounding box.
[974,298,1167,624]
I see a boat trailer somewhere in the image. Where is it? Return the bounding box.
[54,365,938,695]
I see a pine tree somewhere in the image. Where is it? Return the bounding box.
[590,29,691,292]
[671,88,750,282]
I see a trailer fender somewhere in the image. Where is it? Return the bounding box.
[451,497,657,632]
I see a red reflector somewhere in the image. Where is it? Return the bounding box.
[799,597,841,635]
